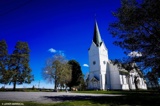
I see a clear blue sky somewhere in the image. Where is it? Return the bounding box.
[0,0,126,88]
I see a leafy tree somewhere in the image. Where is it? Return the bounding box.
[9,41,34,90]
[42,54,71,90]
[78,74,86,91]
[146,69,159,89]
[0,40,10,84]
[56,60,71,89]
[67,60,83,90]
[109,0,160,84]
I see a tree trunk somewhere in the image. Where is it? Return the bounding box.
[135,83,138,90]
[127,75,131,90]
[13,82,16,91]
[54,79,57,91]
[134,76,138,90]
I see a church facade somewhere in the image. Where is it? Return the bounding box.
[87,21,147,90]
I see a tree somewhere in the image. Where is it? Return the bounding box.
[109,0,160,84]
[67,60,83,90]
[42,54,71,90]
[9,41,34,90]
[0,40,10,84]
[146,69,159,89]
[78,74,86,91]
[56,60,72,89]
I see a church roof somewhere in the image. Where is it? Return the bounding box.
[91,76,99,82]
[93,20,102,47]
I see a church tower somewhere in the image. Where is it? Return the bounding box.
[88,20,108,90]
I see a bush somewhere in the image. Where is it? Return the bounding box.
[0,86,5,91]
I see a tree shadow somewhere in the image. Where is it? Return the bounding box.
[43,95,97,102]
[43,94,160,106]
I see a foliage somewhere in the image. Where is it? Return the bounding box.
[0,40,10,84]
[42,54,71,90]
[146,68,159,88]
[78,76,86,91]
[109,0,160,86]
[0,40,34,90]
[67,60,83,90]
[0,86,5,91]
[9,41,34,90]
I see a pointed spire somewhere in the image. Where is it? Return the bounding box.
[93,20,102,47]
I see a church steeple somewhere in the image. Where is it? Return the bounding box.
[93,20,102,47]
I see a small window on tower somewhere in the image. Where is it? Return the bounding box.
[103,61,106,64]
[93,61,96,65]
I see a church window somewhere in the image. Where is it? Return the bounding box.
[122,75,124,84]
[93,61,96,65]
[103,61,106,64]
[130,75,132,84]
[125,76,128,84]
[132,75,134,83]
[142,80,144,85]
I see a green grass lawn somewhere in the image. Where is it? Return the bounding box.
[0,100,109,106]
[72,90,160,105]
[0,99,132,106]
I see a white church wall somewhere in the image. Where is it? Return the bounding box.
[138,77,147,90]
[94,71,100,80]
[98,43,108,72]
[89,43,100,73]
[99,44,108,70]
[100,73,106,90]
[88,73,93,89]
[98,43,108,90]
[120,75,123,84]
[129,71,147,90]
[128,75,134,89]
[106,62,111,89]
[89,71,100,81]
[119,74,130,90]
[122,75,129,90]
[89,81,100,90]
[88,72,100,89]
[122,75,127,84]
[129,73,136,90]
[108,63,121,90]
[122,84,129,90]
[88,64,101,90]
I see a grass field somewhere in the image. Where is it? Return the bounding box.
[0,90,160,106]
[0,100,108,106]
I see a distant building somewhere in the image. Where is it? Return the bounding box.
[87,20,147,90]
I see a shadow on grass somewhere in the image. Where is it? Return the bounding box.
[43,94,160,106]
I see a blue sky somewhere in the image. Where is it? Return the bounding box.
[0,0,126,89]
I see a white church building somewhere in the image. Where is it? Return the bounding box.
[87,21,147,90]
